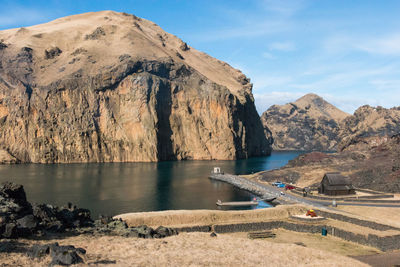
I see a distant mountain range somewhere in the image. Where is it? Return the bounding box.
[261,93,400,151]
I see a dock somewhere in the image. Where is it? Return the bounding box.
[216,200,258,206]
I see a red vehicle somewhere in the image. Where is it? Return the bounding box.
[285,185,295,190]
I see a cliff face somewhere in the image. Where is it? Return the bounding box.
[261,94,350,151]
[0,11,270,163]
[262,94,400,151]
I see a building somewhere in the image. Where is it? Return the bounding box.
[318,172,355,196]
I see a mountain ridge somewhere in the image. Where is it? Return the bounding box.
[262,93,400,151]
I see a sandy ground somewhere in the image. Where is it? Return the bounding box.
[337,206,400,228]
[0,232,369,267]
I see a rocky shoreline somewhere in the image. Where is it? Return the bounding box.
[0,181,178,265]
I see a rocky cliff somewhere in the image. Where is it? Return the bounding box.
[0,11,270,163]
[338,105,400,149]
[261,94,350,151]
[262,94,400,151]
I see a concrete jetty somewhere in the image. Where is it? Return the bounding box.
[209,173,276,199]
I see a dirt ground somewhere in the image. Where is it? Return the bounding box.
[337,205,400,228]
[351,251,400,267]
[0,232,369,267]
[230,229,379,256]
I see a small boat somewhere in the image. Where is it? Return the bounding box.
[216,199,258,206]
[260,197,277,202]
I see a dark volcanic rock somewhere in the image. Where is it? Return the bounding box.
[0,41,7,49]
[0,182,92,238]
[179,41,189,51]
[49,243,84,266]
[27,242,85,266]
[92,217,178,238]
[45,47,62,59]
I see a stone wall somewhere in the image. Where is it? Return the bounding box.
[314,209,400,231]
[174,220,400,251]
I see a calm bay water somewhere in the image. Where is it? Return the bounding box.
[0,151,302,217]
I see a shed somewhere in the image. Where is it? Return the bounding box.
[318,172,355,196]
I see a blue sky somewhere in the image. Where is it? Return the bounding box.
[1,0,400,114]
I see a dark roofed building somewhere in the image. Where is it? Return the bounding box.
[318,172,355,196]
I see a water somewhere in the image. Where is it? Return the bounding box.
[0,151,302,217]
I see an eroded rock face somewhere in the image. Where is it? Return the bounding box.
[262,94,400,151]
[261,94,349,151]
[338,105,400,148]
[0,11,270,163]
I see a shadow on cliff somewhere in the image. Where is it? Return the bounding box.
[155,80,176,161]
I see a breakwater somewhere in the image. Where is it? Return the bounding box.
[209,173,276,198]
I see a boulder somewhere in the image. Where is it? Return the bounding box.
[27,242,86,266]
[0,182,29,206]
[3,223,17,238]
[44,47,62,59]
[154,226,178,238]
[49,243,84,266]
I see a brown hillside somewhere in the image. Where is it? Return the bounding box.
[0,11,270,163]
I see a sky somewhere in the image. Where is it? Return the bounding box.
[1,0,400,114]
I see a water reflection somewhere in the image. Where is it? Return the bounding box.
[0,151,302,217]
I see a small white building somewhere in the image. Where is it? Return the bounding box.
[212,167,222,174]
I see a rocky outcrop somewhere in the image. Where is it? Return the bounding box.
[0,182,93,238]
[0,149,19,163]
[28,243,86,266]
[0,181,179,240]
[262,94,400,151]
[261,94,349,151]
[0,11,270,163]
[338,105,400,148]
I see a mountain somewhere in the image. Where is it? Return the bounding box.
[338,105,400,149]
[262,93,400,151]
[261,93,350,151]
[0,11,270,163]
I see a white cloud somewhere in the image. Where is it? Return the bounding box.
[262,51,275,59]
[369,79,400,91]
[252,75,293,89]
[254,91,306,113]
[189,19,291,42]
[269,41,296,51]
[355,34,400,55]
[0,7,55,29]
[262,0,306,17]
[323,34,400,56]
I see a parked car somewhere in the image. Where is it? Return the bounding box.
[272,181,284,187]
[285,185,296,190]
